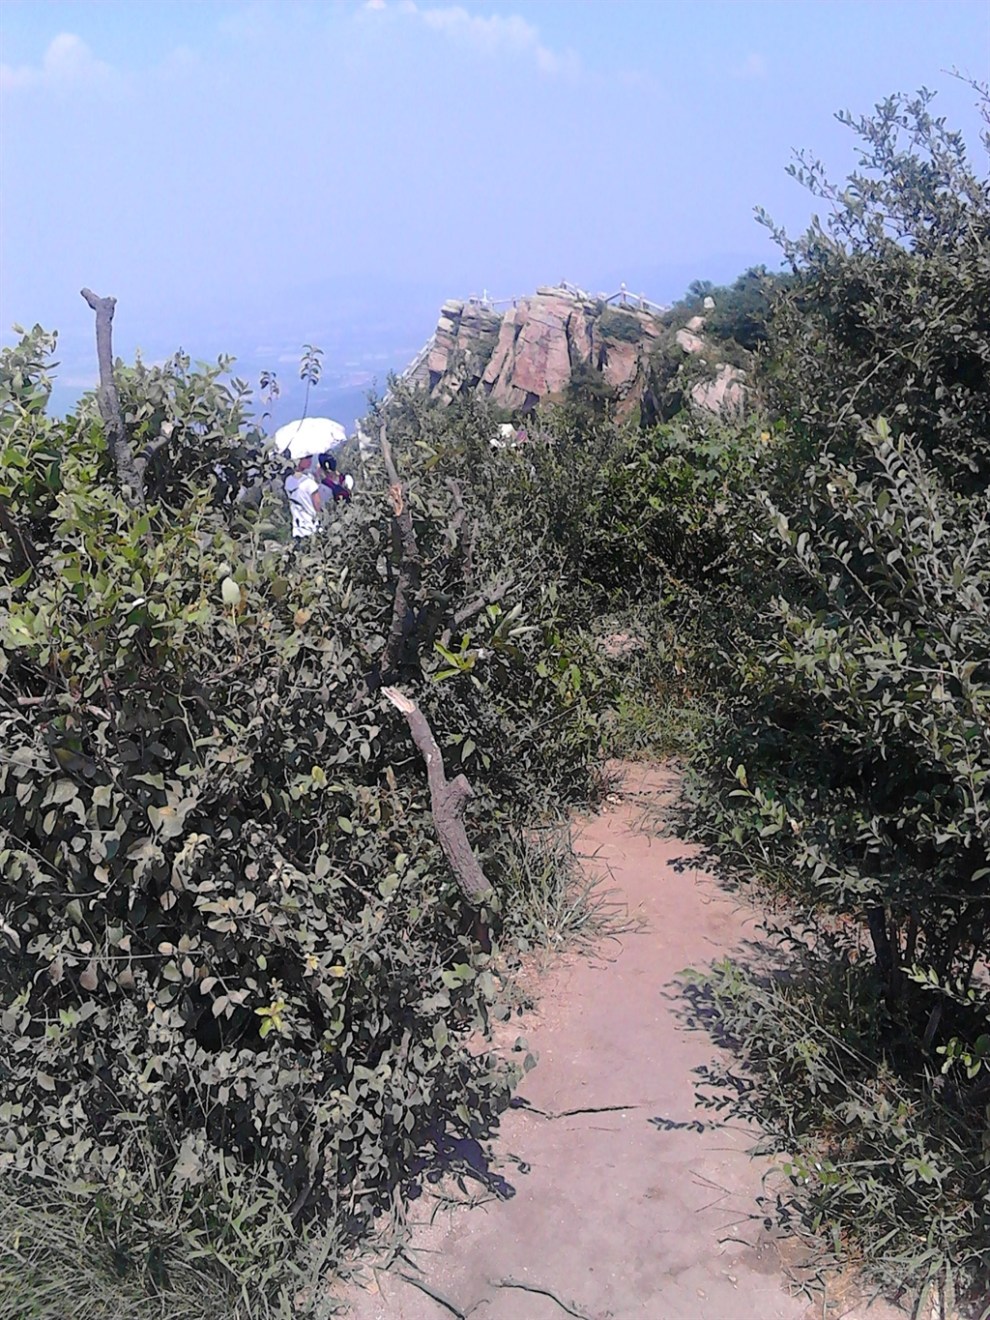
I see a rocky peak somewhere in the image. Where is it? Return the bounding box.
[404,283,749,421]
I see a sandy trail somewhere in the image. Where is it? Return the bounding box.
[341,762,901,1320]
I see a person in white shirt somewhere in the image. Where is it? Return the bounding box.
[284,456,322,537]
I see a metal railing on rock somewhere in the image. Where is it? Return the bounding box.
[459,280,669,317]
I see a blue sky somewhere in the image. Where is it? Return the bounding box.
[1,0,987,422]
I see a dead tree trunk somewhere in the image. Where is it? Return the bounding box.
[382,685,493,906]
[80,288,145,508]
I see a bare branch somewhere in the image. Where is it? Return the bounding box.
[445,476,467,539]
[383,685,492,905]
[462,517,479,586]
[80,288,145,507]
[451,578,513,630]
[379,422,401,488]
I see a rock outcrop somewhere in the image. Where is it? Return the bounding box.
[690,363,747,416]
[404,285,749,421]
[419,299,502,401]
[675,327,706,355]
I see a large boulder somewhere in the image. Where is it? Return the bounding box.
[505,296,573,398]
[601,338,640,392]
[417,299,502,394]
[484,292,591,408]
[675,327,706,355]
[690,363,747,416]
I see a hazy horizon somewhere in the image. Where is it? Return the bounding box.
[2,0,987,429]
[42,249,776,427]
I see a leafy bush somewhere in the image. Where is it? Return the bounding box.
[686,940,990,1308]
[762,89,990,492]
[706,268,788,350]
[389,387,775,776]
[113,350,267,509]
[698,417,990,975]
[673,267,793,352]
[598,307,644,344]
[562,359,618,427]
[0,330,610,1312]
[680,88,990,1306]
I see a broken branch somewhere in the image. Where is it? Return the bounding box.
[382,685,492,905]
[448,578,513,632]
[80,288,145,507]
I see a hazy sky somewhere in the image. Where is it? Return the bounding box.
[1,0,987,415]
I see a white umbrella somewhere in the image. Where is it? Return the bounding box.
[273,417,347,461]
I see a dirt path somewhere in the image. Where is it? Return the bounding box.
[341,763,901,1320]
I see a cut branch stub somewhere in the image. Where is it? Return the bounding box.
[80,287,145,508]
[383,686,493,906]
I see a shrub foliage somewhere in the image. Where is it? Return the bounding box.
[0,330,604,1312]
[680,88,990,1304]
[1,80,987,1319]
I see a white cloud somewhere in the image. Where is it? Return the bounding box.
[365,1,581,78]
[0,32,114,93]
[735,52,767,80]
[1,31,202,95]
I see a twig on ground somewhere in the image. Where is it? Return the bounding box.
[490,1276,597,1319]
[394,1270,478,1318]
[512,1100,640,1121]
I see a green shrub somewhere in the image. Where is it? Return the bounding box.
[0,331,609,1311]
[671,268,793,352]
[762,89,990,493]
[598,307,644,343]
[685,940,990,1307]
[680,88,990,1306]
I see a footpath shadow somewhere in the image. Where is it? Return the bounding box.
[403,1120,519,1205]
[665,921,990,1320]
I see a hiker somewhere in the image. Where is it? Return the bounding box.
[284,455,322,537]
[318,450,352,503]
